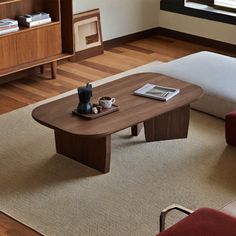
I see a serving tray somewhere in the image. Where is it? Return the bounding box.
[72,105,119,120]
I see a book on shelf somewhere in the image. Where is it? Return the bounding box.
[134,83,180,101]
[18,12,50,23]
[0,26,19,35]
[0,18,18,28]
[19,17,52,28]
[0,25,18,31]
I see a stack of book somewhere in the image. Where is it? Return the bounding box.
[0,18,19,36]
[18,12,51,28]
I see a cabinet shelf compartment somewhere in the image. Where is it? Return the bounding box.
[0,0,74,81]
[0,0,60,21]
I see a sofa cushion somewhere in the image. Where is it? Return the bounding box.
[153,51,236,119]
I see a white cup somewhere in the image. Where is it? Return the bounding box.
[98,97,116,109]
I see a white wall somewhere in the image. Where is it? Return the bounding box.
[73,0,236,45]
[159,8,236,45]
[73,0,159,41]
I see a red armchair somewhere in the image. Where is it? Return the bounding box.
[157,204,236,236]
[226,110,236,147]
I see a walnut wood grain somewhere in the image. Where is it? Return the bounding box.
[0,211,43,236]
[0,23,62,70]
[144,105,190,142]
[32,73,203,137]
[40,65,44,74]
[55,130,111,173]
[32,73,203,173]
[60,0,74,54]
[131,123,143,136]
[50,61,57,80]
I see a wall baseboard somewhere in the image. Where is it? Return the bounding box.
[103,28,160,49]
[103,26,236,53]
[158,27,236,53]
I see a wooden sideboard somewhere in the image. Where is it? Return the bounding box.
[0,0,74,80]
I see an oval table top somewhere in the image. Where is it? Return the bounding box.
[32,73,203,137]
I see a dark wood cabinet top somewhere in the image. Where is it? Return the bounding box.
[32,73,203,137]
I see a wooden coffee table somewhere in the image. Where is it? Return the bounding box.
[32,73,203,173]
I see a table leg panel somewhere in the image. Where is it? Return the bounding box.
[54,130,111,173]
[131,123,143,136]
[144,105,190,142]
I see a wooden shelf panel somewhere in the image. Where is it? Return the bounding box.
[0,53,73,77]
[0,0,21,5]
[0,21,60,38]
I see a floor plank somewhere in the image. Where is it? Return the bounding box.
[79,61,122,74]
[0,211,42,236]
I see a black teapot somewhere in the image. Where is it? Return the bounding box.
[77,83,93,114]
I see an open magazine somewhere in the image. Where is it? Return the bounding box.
[134,83,180,101]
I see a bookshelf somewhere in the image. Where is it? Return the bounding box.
[0,0,74,79]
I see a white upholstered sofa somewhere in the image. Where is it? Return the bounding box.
[153,51,236,119]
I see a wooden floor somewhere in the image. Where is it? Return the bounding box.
[0,211,42,236]
[0,35,235,115]
[1,34,236,235]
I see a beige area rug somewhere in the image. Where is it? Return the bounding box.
[1,61,236,236]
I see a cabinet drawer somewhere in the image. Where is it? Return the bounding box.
[0,23,62,70]
[0,35,18,70]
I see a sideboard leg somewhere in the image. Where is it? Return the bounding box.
[54,130,111,173]
[51,61,57,79]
